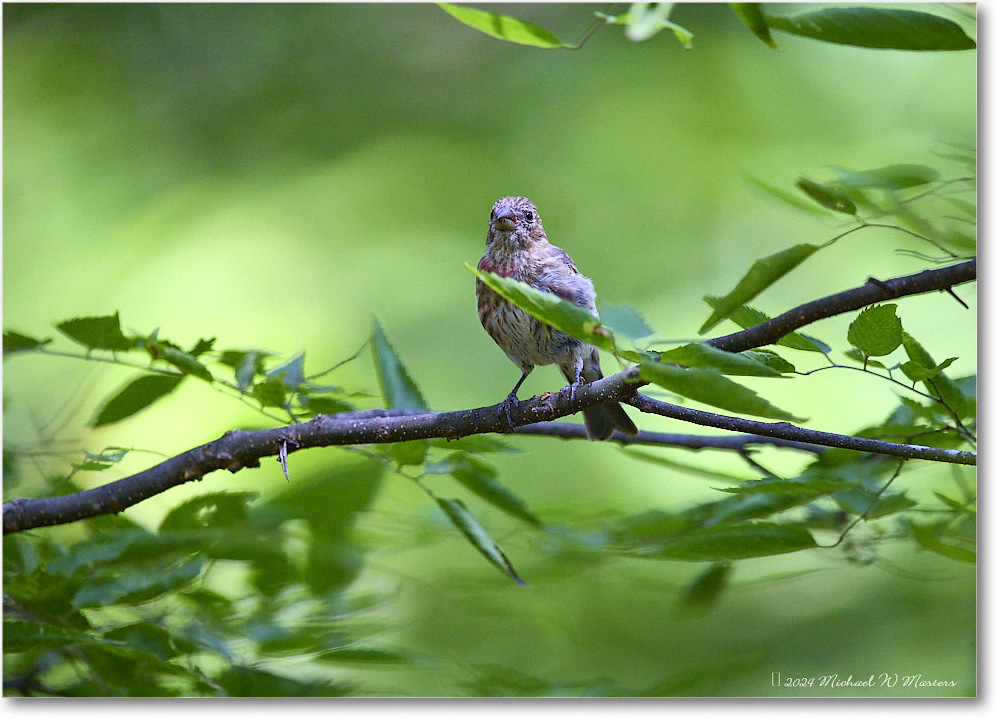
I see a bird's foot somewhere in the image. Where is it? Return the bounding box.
[499,392,520,431]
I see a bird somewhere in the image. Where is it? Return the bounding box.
[475,195,638,440]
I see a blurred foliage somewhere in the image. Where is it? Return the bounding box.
[3,2,976,698]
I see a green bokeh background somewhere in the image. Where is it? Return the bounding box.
[3,3,976,696]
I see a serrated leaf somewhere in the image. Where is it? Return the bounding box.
[900,357,958,383]
[3,329,52,352]
[723,476,849,497]
[437,498,527,585]
[447,453,541,527]
[847,304,903,357]
[901,333,970,419]
[438,3,569,48]
[659,342,782,377]
[188,337,216,357]
[651,522,817,561]
[699,244,820,333]
[371,318,429,411]
[795,177,857,215]
[832,164,941,190]
[162,347,213,381]
[766,7,975,50]
[640,360,803,421]
[599,304,654,340]
[56,312,135,351]
[730,3,777,48]
[92,374,184,427]
[469,264,617,353]
[704,299,830,353]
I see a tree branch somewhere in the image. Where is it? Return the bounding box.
[3,260,976,534]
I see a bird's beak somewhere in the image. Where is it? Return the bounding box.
[493,207,517,232]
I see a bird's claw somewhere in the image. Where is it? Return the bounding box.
[499,392,519,431]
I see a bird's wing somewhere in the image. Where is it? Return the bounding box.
[539,245,598,313]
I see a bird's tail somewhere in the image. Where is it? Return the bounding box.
[569,349,639,441]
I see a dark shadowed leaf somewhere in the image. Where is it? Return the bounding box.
[3,329,52,352]
[910,521,975,562]
[640,360,803,421]
[731,3,777,48]
[699,244,820,333]
[92,374,184,427]
[159,492,259,532]
[679,562,734,608]
[3,619,96,653]
[437,498,527,585]
[162,347,213,381]
[439,3,569,48]
[832,164,941,190]
[704,299,831,353]
[217,666,350,697]
[766,7,975,50]
[73,559,203,607]
[847,304,903,357]
[56,312,135,351]
[371,317,429,411]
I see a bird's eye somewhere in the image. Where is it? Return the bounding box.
[524,211,534,222]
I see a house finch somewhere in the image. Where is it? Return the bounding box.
[476,195,638,441]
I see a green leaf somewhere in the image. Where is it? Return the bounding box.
[446,453,541,527]
[843,347,887,369]
[652,522,817,561]
[56,312,135,351]
[159,492,259,532]
[3,329,52,352]
[3,620,96,653]
[371,318,429,411]
[901,357,959,383]
[745,175,833,216]
[252,377,288,408]
[832,164,941,190]
[847,304,903,357]
[599,304,654,340]
[305,396,354,415]
[73,559,203,607]
[640,360,803,421]
[623,3,694,47]
[679,562,734,608]
[217,666,350,697]
[795,177,858,215]
[703,299,830,353]
[724,476,849,497]
[436,498,527,586]
[659,343,783,377]
[766,7,975,51]
[438,3,569,48]
[699,244,820,333]
[92,374,185,427]
[910,521,975,563]
[267,352,306,391]
[469,264,617,353]
[730,3,777,48]
[162,347,213,382]
[901,332,970,419]
[742,349,795,374]
[314,646,408,665]
[219,349,268,389]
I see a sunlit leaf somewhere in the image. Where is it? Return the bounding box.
[901,356,959,383]
[742,349,795,373]
[437,498,527,585]
[438,3,569,48]
[659,342,783,377]
[469,264,617,353]
[699,244,820,333]
[902,332,970,418]
[704,299,831,353]
[56,312,135,351]
[766,7,976,50]
[847,304,903,357]
[92,374,185,427]
[640,360,803,421]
